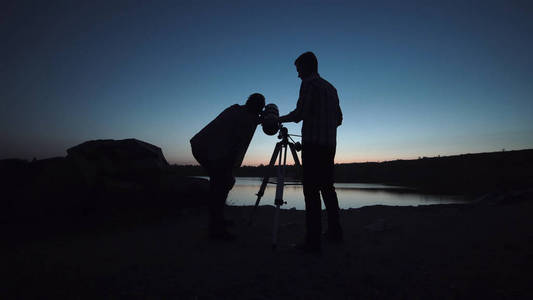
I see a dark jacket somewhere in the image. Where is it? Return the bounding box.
[190,104,258,170]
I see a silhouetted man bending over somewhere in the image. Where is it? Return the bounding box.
[279,52,343,252]
[191,93,265,240]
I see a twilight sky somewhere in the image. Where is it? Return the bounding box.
[1,0,532,165]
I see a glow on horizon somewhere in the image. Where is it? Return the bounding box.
[172,147,532,166]
[165,138,532,166]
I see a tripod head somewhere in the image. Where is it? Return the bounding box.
[278,125,302,151]
[278,126,289,140]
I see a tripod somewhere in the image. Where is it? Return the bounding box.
[248,126,302,250]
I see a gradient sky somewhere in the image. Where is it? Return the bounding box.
[2,0,532,165]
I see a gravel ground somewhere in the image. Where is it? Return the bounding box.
[3,199,533,299]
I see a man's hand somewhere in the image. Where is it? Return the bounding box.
[279,114,290,123]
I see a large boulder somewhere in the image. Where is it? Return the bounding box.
[1,140,210,234]
[66,139,169,185]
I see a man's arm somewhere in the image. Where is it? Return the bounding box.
[279,82,310,123]
[336,90,343,127]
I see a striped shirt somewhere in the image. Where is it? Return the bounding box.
[284,73,342,147]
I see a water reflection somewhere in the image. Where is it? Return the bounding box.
[225,177,465,210]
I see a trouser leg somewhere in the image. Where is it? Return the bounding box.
[321,186,341,233]
[208,178,224,228]
[303,182,321,246]
[302,145,321,246]
[208,168,235,233]
[320,145,342,233]
[192,149,236,235]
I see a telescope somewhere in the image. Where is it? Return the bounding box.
[261,103,280,136]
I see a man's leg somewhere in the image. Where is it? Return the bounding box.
[208,172,223,233]
[319,145,342,241]
[192,152,222,234]
[302,144,322,249]
[208,167,235,238]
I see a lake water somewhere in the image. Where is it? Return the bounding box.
[223,177,465,210]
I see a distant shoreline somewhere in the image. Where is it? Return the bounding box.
[172,148,533,195]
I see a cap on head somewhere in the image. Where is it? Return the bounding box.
[294,51,318,76]
[246,93,265,114]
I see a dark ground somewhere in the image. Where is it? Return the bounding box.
[3,197,533,299]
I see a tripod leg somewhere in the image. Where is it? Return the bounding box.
[272,143,289,250]
[272,206,281,250]
[248,142,282,225]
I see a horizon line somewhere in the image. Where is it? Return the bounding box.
[170,148,533,167]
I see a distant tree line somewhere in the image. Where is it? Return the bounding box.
[172,149,533,194]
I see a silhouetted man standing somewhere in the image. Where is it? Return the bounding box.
[280,52,343,252]
[191,93,265,240]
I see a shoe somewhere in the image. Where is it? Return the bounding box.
[293,241,321,254]
[324,229,343,243]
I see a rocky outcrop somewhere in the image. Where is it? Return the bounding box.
[1,139,208,226]
[66,139,169,185]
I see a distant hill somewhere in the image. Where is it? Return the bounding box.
[172,149,533,194]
